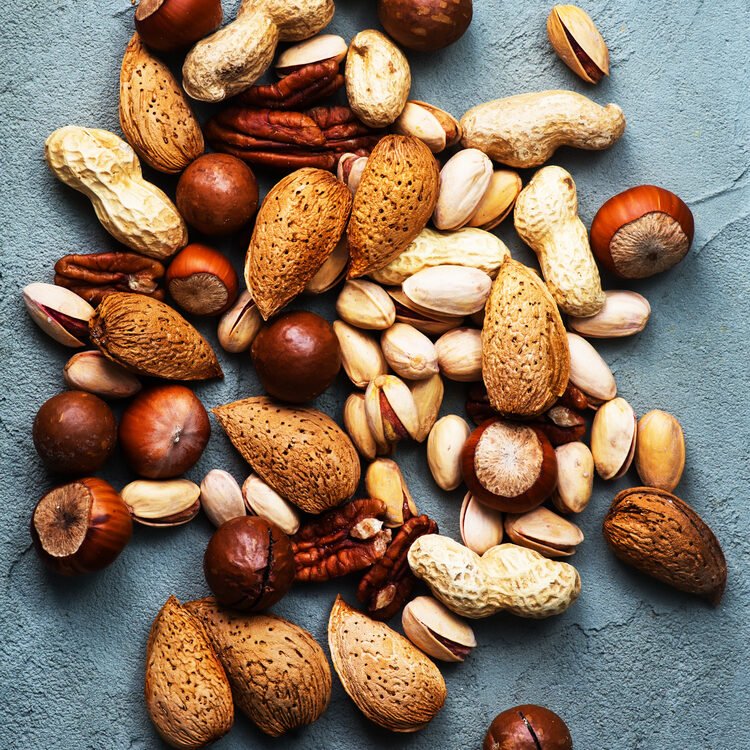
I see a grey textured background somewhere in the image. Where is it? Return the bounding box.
[1,1,749,748]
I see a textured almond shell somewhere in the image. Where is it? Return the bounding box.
[347,135,440,278]
[603,487,727,604]
[213,396,360,513]
[328,596,446,732]
[119,33,204,174]
[482,258,569,417]
[247,168,352,319]
[89,292,222,380]
[145,597,233,750]
[460,90,626,168]
[186,597,331,736]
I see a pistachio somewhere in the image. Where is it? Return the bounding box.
[547,4,610,84]
[459,492,503,555]
[402,596,476,662]
[567,332,617,404]
[635,409,685,491]
[505,507,584,558]
[305,238,350,294]
[336,154,368,194]
[387,289,464,336]
[435,327,482,382]
[336,279,396,330]
[199,469,246,527]
[365,374,420,449]
[568,290,651,338]
[275,34,349,73]
[402,265,492,317]
[333,320,388,389]
[591,397,637,479]
[23,282,94,348]
[381,323,439,381]
[413,101,462,147]
[408,373,444,443]
[343,392,384,459]
[467,169,522,230]
[433,149,494,230]
[551,442,594,514]
[393,101,449,153]
[427,415,471,491]
[241,474,300,535]
[365,458,418,526]
[63,350,142,398]
[217,290,263,353]
[121,479,200,527]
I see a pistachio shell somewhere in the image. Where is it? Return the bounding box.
[403,265,492,316]
[393,101,448,153]
[336,279,396,330]
[460,492,504,555]
[333,320,388,388]
[435,327,482,382]
[467,169,522,230]
[635,410,685,491]
[551,442,594,514]
[591,397,637,479]
[567,332,617,403]
[343,392,381,460]
[409,373,444,443]
[241,474,300,535]
[365,374,420,445]
[121,479,200,526]
[200,469,246,527]
[505,507,584,558]
[402,596,476,662]
[365,458,418,526]
[568,290,651,338]
[427,415,471,491]
[275,34,348,72]
[381,323,439,380]
[23,282,94,348]
[217,291,262,353]
[413,101,462,147]
[305,238,349,294]
[547,4,610,84]
[433,148,493,230]
[63,350,142,398]
[388,288,465,336]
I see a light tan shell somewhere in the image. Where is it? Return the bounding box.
[482,258,569,417]
[370,226,509,285]
[566,332,617,402]
[145,597,233,750]
[251,0,334,41]
[635,410,685,491]
[119,33,203,174]
[409,374,444,443]
[547,4,610,84]
[186,597,331,736]
[408,535,581,618]
[213,396,360,513]
[514,166,605,316]
[345,29,411,128]
[567,289,651,338]
[460,90,626,168]
[247,168,352,319]
[328,596,446,732]
[89,293,222,380]
[348,136,439,278]
[44,127,187,260]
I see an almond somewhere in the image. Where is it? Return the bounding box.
[186,597,331,736]
[482,258,569,417]
[89,292,222,380]
[119,33,204,174]
[145,596,233,749]
[347,135,440,278]
[213,396,360,514]
[247,168,352,319]
[328,596,446,732]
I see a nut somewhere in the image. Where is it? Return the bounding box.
[134,0,223,52]
[635,409,686,491]
[242,474,300,535]
[566,332,617,404]
[433,148,493,230]
[275,33,348,72]
[409,373,444,443]
[393,100,460,153]
[402,265,492,316]
[484,705,573,750]
[365,374,421,449]
[333,320,388,388]
[63,350,142,399]
[567,289,651,338]
[200,469,246,528]
[504,507,584,558]
[343,392,383,459]
[435,327,482,382]
[217,291,263,353]
[531,404,587,446]
[551,442,594,514]
[591,396,637,479]
[381,323,439,381]
[547,4,610,84]
[23,282,94,348]
[121,478,201,527]
[402,596,476,662]
[427,415,471,491]
[467,169,522,230]
[387,288,465,336]
[337,154,368,193]
[305,238,349,293]
[365,458,418,527]
[460,492,504,555]
[262,0,334,42]
[336,279,396,330]
[377,0,472,52]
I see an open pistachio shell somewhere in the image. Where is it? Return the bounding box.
[547,4,610,84]
[402,596,476,662]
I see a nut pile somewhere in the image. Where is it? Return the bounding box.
[24,1,727,747]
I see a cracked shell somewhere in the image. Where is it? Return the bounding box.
[591,397,637,479]
[402,596,476,663]
[409,373,444,443]
[547,4,610,84]
[504,507,584,558]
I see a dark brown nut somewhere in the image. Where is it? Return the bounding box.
[465,382,498,425]
[378,0,473,52]
[357,514,438,621]
[292,499,391,582]
[484,705,573,750]
[557,382,590,411]
[531,405,587,446]
[54,252,165,305]
[33,391,116,475]
[204,516,295,611]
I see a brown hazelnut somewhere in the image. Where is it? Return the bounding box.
[203,516,295,611]
[135,0,223,53]
[33,391,116,475]
[251,311,341,404]
[484,705,573,750]
[119,384,210,479]
[176,153,259,236]
[377,0,473,52]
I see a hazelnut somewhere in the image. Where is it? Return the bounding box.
[135,0,223,53]
[251,311,341,404]
[119,385,210,479]
[176,153,259,236]
[377,0,473,52]
[203,516,295,611]
[33,391,116,475]
[484,705,573,750]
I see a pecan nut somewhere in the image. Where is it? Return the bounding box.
[531,404,587,446]
[356,514,438,621]
[54,252,165,305]
[466,382,497,425]
[292,499,392,582]
[557,382,590,411]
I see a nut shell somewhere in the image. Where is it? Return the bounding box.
[401,596,476,662]
[547,4,609,84]
[377,0,472,52]
[635,409,685,491]
[484,704,573,750]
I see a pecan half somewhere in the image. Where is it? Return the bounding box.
[54,252,165,305]
[557,382,590,411]
[531,404,587,446]
[466,382,497,425]
[356,514,438,621]
[292,499,392,583]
